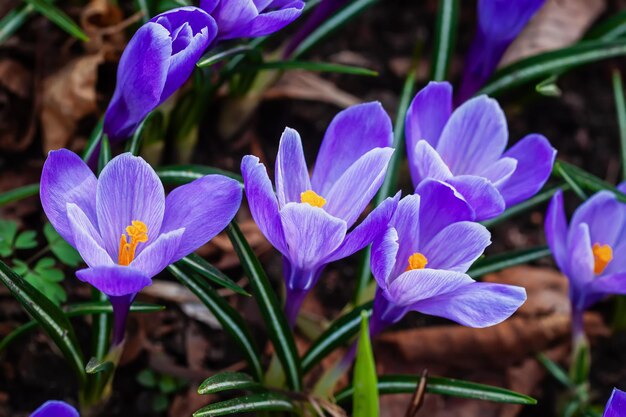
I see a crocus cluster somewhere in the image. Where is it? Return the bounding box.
[545,190,626,344]
[405,81,556,221]
[104,1,304,142]
[604,388,626,417]
[31,401,79,417]
[241,102,399,325]
[40,150,242,344]
[457,0,546,103]
[369,179,527,335]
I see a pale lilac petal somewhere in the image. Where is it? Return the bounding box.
[604,240,626,276]
[408,140,453,187]
[311,102,393,194]
[423,222,491,272]
[31,401,79,417]
[233,3,304,38]
[275,128,311,206]
[567,223,594,306]
[40,149,98,247]
[405,81,453,150]
[76,265,151,297]
[385,269,474,306]
[545,190,568,274]
[96,154,166,259]
[371,226,399,290]
[480,157,517,187]
[241,155,287,253]
[603,388,626,417]
[412,282,527,328]
[447,175,506,221]
[570,191,625,247]
[324,147,394,227]
[280,203,347,271]
[161,175,242,260]
[619,182,626,194]
[131,229,185,277]
[66,203,113,268]
[498,134,556,207]
[436,96,508,174]
[389,194,421,279]
[325,193,400,263]
[585,272,626,307]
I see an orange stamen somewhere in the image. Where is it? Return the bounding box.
[300,190,326,208]
[406,252,428,271]
[592,243,613,275]
[117,220,148,266]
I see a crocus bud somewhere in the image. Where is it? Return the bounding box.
[31,401,79,417]
[200,0,304,40]
[103,7,217,142]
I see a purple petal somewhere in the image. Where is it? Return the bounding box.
[412,281,527,328]
[210,0,258,38]
[96,154,165,259]
[103,22,171,141]
[604,388,626,417]
[408,140,453,187]
[284,0,348,56]
[324,147,394,227]
[76,265,151,297]
[416,179,475,243]
[498,134,556,207]
[31,401,79,417]
[66,203,113,268]
[480,157,517,187]
[389,194,422,279]
[279,203,347,272]
[231,2,304,38]
[544,190,569,274]
[604,240,626,276]
[241,155,287,253]
[275,128,311,206]
[405,81,453,150]
[423,221,491,272]
[40,149,98,248]
[619,182,626,194]
[447,175,506,221]
[131,229,184,277]
[584,272,626,310]
[371,226,399,290]
[161,175,242,260]
[436,95,508,174]
[311,102,393,194]
[570,191,625,247]
[325,192,400,263]
[199,0,219,13]
[567,223,594,306]
[385,269,474,305]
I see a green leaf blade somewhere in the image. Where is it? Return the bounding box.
[23,0,89,41]
[198,372,262,395]
[430,0,459,81]
[193,392,296,417]
[353,311,379,417]
[177,253,249,296]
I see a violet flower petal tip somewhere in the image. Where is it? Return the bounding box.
[76,265,152,297]
[31,401,79,417]
[604,388,626,417]
[405,81,453,150]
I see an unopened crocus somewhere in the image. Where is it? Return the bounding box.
[241,102,398,325]
[545,190,626,345]
[604,388,626,417]
[200,0,305,40]
[40,150,242,344]
[405,81,556,221]
[31,401,79,417]
[457,0,546,103]
[370,179,527,335]
[103,7,217,142]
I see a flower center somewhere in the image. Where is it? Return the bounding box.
[118,220,148,266]
[300,190,326,208]
[592,242,613,275]
[406,252,428,271]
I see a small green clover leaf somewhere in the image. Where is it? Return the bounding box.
[13,257,67,306]
[43,223,82,267]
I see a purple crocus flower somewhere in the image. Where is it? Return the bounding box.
[241,102,399,325]
[103,7,217,142]
[369,179,527,335]
[457,0,546,103]
[199,0,305,40]
[545,190,626,344]
[40,149,242,344]
[405,81,556,221]
[31,401,79,417]
[604,388,626,417]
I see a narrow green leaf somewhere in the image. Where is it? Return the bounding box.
[480,40,626,97]
[197,45,256,67]
[554,162,588,200]
[585,10,626,41]
[82,118,104,163]
[193,392,296,417]
[0,4,35,43]
[157,165,243,185]
[226,222,302,391]
[536,353,572,388]
[353,312,379,417]
[24,0,89,41]
[0,183,40,206]
[247,60,378,76]
[335,374,537,405]
[0,260,86,385]
[292,0,379,59]
[468,246,551,278]
[168,264,264,382]
[125,112,156,156]
[302,302,372,374]
[198,372,263,395]
[613,70,626,182]
[98,135,111,175]
[552,161,626,201]
[430,0,459,81]
[86,357,113,374]
[177,253,249,296]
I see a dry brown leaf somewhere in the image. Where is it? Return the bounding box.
[500,0,606,67]
[80,0,138,59]
[264,71,360,108]
[40,53,103,152]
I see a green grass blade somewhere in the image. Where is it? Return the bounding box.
[226,222,302,391]
[157,165,243,185]
[353,312,379,417]
[550,161,626,201]
[197,45,256,67]
[468,246,551,279]
[0,4,35,43]
[247,60,378,76]
[585,10,626,41]
[430,0,459,81]
[177,253,249,296]
[613,69,626,182]
[24,0,89,41]
[82,118,104,163]
[198,371,263,395]
[0,183,40,206]
[193,392,296,416]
